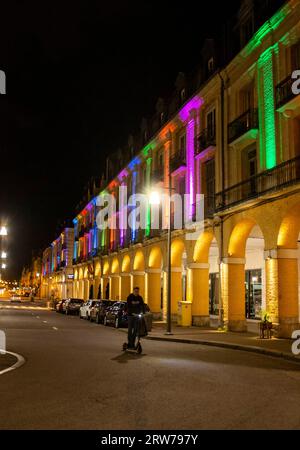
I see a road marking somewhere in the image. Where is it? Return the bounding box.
[52,327,58,331]
[0,351,25,376]
[36,316,40,319]
[43,321,48,323]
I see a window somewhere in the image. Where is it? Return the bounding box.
[241,18,254,47]
[158,152,163,169]
[143,130,148,143]
[208,57,214,75]
[207,110,216,138]
[204,158,215,212]
[241,84,254,113]
[179,134,186,152]
[180,88,186,102]
[291,41,300,71]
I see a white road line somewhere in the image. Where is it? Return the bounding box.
[36,316,40,319]
[52,327,58,330]
[0,351,25,376]
[43,321,48,323]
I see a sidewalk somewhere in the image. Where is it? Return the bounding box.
[144,322,300,363]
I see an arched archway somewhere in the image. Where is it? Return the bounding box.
[225,219,265,331]
[83,266,89,300]
[120,254,131,299]
[132,250,145,297]
[190,230,218,326]
[147,246,163,317]
[94,262,101,299]
[110,257,120,300]
[276,203,300,336]
[169,239,186,319]
[102,260,110,299]
[78,268,84,299]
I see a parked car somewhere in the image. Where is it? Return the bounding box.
[55,299,67,313]
[104,302,127,328]
[90,300,115,324]
[63,298,84,315]
[10,295,21,303]
[79,300,98,320]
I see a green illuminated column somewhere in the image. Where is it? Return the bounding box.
[258,45,278,169]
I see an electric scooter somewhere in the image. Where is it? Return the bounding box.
[122,313,145,354]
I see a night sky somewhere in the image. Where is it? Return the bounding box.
[0,0,241,280]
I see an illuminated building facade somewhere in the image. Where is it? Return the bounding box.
[42,0,300,337]
[41,227,74,300]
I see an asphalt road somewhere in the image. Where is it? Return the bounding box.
[1,302,300,430]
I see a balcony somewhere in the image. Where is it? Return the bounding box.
[152,168,164,184]
[276,76,296,109]
[195,128,216,155]
[170,148,186,174]
[228,109,258,144]
[215,155,300,211]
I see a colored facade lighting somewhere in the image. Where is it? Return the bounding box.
[179,96,203,122]
[128,157,141,171]
[186,117,195,220]
[243,8,288,57]
[179,95,203,220]
[146,157,152,237]
[118,168,129,182]
[258,46,277,169]
[131,171,138,241]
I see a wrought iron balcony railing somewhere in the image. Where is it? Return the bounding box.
[170,148,186,173]
[276,76,295,109]
[215,155,300,211]
[228,108,258,144]
[195,127,216,154]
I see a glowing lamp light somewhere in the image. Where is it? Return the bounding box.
[1,263,6,269]
[36,273,40,278]
[149,191,161,206]
[0,226,7,236]
[1,252,6,259]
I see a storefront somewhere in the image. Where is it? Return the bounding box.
[245,269,262,319]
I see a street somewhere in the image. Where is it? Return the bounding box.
[1,302,300,430]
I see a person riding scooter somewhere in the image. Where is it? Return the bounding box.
[126,287,146,349]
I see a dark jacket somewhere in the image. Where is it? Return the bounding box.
[127,294,145,315]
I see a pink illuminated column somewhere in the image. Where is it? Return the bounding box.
[179,96,203,221]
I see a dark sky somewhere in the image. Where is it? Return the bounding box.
[0,0,241,280]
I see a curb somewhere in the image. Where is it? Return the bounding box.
[144,335,300,364]
[118,327,300,364]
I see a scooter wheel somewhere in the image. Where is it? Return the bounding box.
[122,343,128,351]
[137,343,142,354]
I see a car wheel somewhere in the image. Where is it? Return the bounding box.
[104,316,108,326]
[115,317,119,328]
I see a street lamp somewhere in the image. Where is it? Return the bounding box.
[1,252,7,259]
[0,226,7,236]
